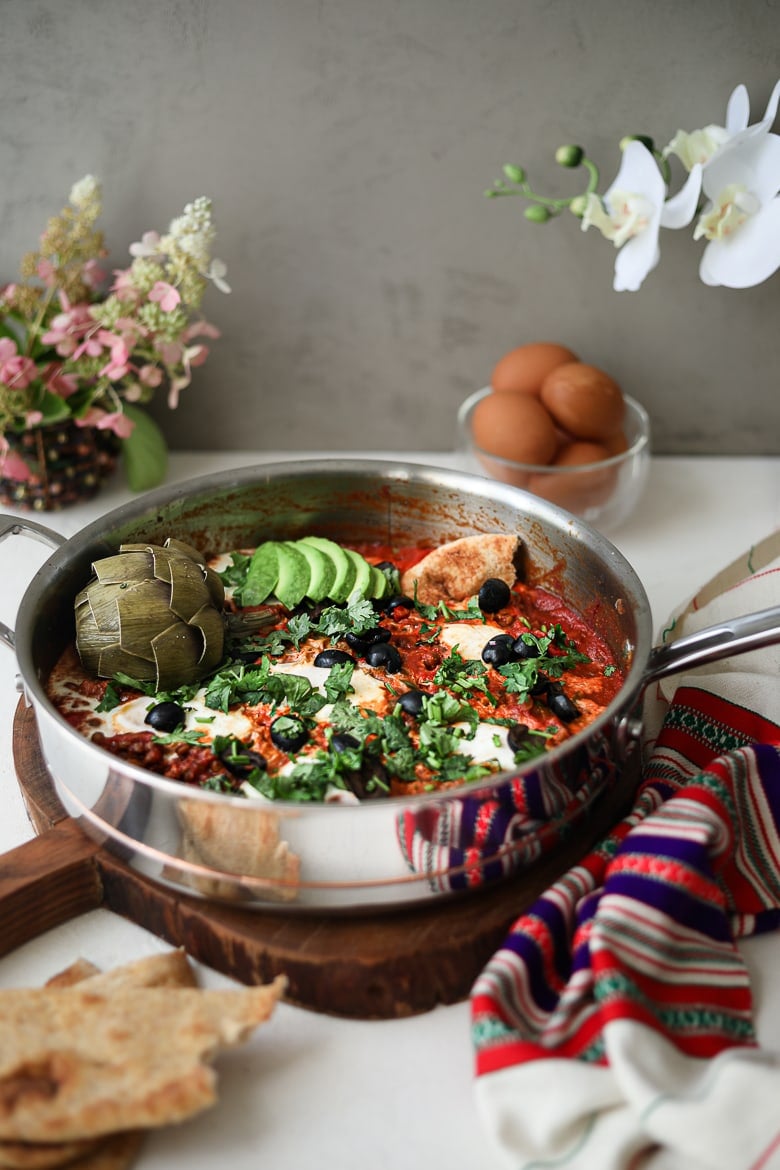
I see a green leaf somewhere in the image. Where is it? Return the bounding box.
[35,390,72,426]
[120,403,168,492]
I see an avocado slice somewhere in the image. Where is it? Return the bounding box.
[302,536,355,602]
[242,540,280,605]
[294,538,336,602]
[368,564,389,600]
[275,542,311,610]
[343,548,372,601]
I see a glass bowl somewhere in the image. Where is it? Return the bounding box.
[457,387,651,533]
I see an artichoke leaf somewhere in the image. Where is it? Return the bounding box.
[150,623,205,690]
[204,567,225,608]
[165,538,209,565]
[96,645,160,682]
[168,556,215,623]
[84,591,122,636]
[189,603,226,670]
[116,582,179,661]
[92,552,153,586]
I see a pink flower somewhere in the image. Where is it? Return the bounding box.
[0,440,33,481]
[42,362,79,398]
[0,354,38,389]
[187,344,209,368]
[36,259,56,286]
[42,299,95,356]
[139,364,163,387]
[110,269,142,302]
[72,331,105,359]
[183,320,221,342]
[0,338,18,364]
[76,408,135,438]
[25,410,43,427]
[167,343,207,407]
[154,340,182,366]
[122,382,143,402]
[99,337,131,380]
[148,281,181,312]
[82,259,107,288]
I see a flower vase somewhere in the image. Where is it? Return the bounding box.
[0,421,119,512]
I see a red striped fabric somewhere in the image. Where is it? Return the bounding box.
[471,687,780,1076]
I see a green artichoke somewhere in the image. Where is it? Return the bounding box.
[75,538,230,690]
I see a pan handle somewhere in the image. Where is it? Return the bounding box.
[643,604,780,687]
[0,514,65,651]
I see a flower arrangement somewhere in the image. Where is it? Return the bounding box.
[0,176,229,493]
[486,79,780,292]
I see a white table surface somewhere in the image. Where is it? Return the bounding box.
[1,451,779,1170]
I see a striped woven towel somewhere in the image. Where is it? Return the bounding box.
[471,538,780,1170]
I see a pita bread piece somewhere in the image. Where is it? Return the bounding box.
[0,978,285,1144]
[42,952,196,994]
[400,534,522,605]
[0,1132,142,1170]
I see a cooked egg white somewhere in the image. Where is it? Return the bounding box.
[270,661,390,719]
[438,621,504,659]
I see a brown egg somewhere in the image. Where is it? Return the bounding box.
[603,429,630,457]
[540,362,625,440]
[528,440,618,511]
[471,391,559,466]
[491,342,579,396]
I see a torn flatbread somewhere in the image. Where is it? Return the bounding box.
[400,533,522,605]
[0,978,285,1143]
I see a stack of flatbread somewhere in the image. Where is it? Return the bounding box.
[0,950,285,1170]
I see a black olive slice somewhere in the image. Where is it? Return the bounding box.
[478,578,511,613]
[481,633,517,667]
[397,689,426,717]
[365,643,402,672]
[270,714,308,753]
[314,648,356,668]
[144,701,186,733]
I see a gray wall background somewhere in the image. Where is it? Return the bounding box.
[1,0,778,455]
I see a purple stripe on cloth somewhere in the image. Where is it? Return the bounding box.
[753,742,780,824]
[605,870,732,941]
[501,929,563,1013]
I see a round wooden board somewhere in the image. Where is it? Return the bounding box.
[9,700,639,1018]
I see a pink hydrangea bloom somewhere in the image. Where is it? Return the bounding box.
[110,269,142,302]
[148,281,182,312]
[76,408,135,438]
[42,363,79,398]
[82,259,107,288]
[139,364,163,387]
[0,442,33,481]
[99,337,132,380]
[0,353,38,389]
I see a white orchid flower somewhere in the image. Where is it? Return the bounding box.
[695,129,780,287]
[665,79,780,170]
[582,141,702,291]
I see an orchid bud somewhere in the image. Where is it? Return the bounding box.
[619,134,655,153]
[555,145,584,168]
[569,195,589,219]
[524,204,551,224]
[503,163,526,184]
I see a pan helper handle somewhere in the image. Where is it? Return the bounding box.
[0,514,64,651]
[642,604,780,687]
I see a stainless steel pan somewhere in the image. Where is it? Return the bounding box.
[3,459,779,912]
